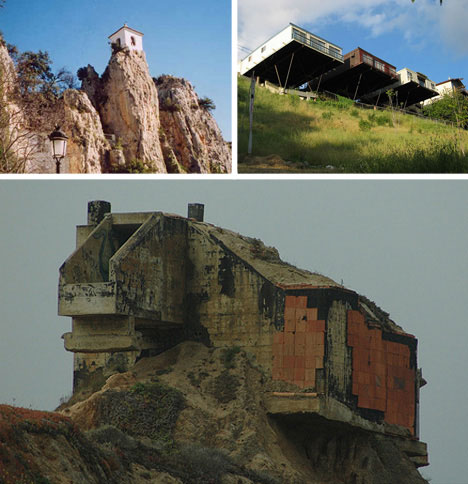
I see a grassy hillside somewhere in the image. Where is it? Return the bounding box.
[238,75,468,173]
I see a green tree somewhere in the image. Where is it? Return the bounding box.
[423,92,468,129]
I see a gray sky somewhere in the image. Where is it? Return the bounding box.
[0,180,466,484]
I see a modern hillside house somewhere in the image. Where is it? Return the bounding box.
[309,47,398,100]
[57,201,428,471]
[239,24,343,89]
[361,68,438,108]
[422,77,468,106]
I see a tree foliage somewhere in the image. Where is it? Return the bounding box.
[198,96,216,112]
[423,92,468,129]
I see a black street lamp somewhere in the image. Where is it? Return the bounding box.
[48,125,68,174]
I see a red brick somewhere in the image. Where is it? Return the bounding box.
[285,318,296,333]
[295,308,307,324]
[283,355,295,369]
[285,295,297,308]
[272,354,283,369]
[348,310,364,324]
[295,332,306,345]
[305,369,316,382]
[284,306,295,321]
[305,356,316,369]
[296,296,308,308]
[295,344,305,356]
[315,356,324,368]
[283,368,294,381]
[306,307,318,321]
[294,367,305,381]
[304,380,315,389]
[295,356,305,368]
[273,332,284,344]
[315,320,326,332]
[296,319,306,333]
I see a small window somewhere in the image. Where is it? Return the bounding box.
[116,38,121,47]
[248,56,252,62]
[131,36,136,46]
[261,46,266,53]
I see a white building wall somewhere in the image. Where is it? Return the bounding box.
[239,24,342,76]
[109,28,143,52]
[398,68,436,90]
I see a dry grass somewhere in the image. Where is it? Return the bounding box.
[238,75,468,173]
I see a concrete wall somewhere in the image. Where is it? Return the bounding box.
[184,222,285,369]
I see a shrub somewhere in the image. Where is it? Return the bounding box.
[198,96,216,112]
[160,97,182,113]
[212,370,240,403]
[350,109,360,117]
[95,382,185,447]
[220,346,241,369]
[359,119,372,132]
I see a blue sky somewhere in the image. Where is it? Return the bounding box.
[0,0,231,138]
[238,0,468,88]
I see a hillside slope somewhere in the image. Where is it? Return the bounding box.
[1,342,428,484]
[238,75,468,173]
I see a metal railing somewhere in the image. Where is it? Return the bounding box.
[292,29,343,62]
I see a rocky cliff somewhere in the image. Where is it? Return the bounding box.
[0,342,429,484]
[156,75,231,173]
[0,43,231,173]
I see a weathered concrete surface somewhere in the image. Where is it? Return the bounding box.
[59,283,116,316]
[58,203,427,460]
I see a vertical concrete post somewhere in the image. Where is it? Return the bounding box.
[188,203,204,222]
[88,200,111,225]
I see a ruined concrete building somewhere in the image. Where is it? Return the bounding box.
[58,201,428,467]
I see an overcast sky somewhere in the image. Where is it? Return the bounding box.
[0,0,231,139]
[238,0,468,88]
[0,180,466,484]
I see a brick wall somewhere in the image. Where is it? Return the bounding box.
[347,310,416,432]
[272,295,325,389]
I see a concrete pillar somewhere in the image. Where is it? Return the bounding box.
[88,200,111,225]
[188,203,204,222]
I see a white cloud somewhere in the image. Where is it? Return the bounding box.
[237,0,459,59]
[439,0,468,57]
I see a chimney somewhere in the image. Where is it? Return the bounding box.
[188,203,204,222]
[88,200,111,225]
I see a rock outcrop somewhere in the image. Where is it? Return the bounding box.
[0,342,427,484]
[24,90,109,174]
[62,90,110,173]
[97,50,166,172]
[0,42,30,173]
[156,75,231,173]
[1,37,231,173]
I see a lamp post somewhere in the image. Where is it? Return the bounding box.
[48,125,68,174]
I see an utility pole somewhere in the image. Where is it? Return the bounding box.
[248,74,255,155]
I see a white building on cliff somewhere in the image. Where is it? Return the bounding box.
[108,24,144,52]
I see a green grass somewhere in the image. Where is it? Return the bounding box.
[238,75,468,173]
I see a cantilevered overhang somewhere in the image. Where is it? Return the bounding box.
[310,61,399,100]
[241,27,343,89]
[362,81,438,107]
